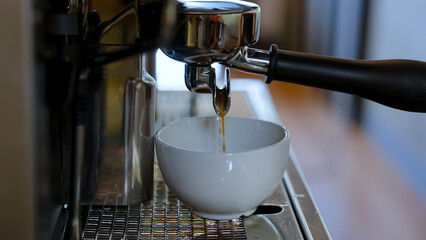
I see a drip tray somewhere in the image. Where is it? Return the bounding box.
[82,170,247,239]
[81,87,329,239]
[82,165,301,239]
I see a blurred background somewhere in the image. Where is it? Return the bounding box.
[243,0,426,239]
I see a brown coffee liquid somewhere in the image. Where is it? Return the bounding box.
[214,86,230,152]
[213,67,231,152]
[220,113,226,152]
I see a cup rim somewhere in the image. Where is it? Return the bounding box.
[155,116,290,155]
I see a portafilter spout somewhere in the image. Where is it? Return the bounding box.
[161,0,261,93]
[163,0,426,113]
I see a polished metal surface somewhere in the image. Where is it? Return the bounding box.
[82,170,248,239]
[161,0,268,113]
[71,0,166,206]
[224,47,270,76]
[69,125,85,240]
[123,64,156,203]
[77,51,156,206]
[178,0,259,13]
[81,168,300,239]
[14,0,330,238]
[184,64,216,92]
[78,78,330,239]
[160,0,271,76]
[69,67,91,240]
[80,87,311,239]
[162,0,260,65]
[284,150,332,240]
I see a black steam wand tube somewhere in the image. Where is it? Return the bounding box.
[265,44,426,112]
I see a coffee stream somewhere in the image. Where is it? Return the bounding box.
[216,91,227,152]
[213,68,231,152]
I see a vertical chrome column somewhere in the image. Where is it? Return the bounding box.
[124,54,156,203]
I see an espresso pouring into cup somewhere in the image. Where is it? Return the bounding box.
[156,0,426,220]
[17,0,425,237]
[83,0,426,222]
[155,117,290,220]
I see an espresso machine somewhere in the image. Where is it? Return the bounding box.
[2,0,426,239]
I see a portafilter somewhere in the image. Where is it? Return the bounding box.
[162,0,426,113]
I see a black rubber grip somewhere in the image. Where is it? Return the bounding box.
[266,44,426,112]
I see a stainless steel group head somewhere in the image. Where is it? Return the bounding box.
[162,0,261,93]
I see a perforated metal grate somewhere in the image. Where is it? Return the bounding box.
[82,173,247,239]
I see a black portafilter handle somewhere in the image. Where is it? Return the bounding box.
[265,44,426,112]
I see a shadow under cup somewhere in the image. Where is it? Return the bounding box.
[155,116,290,220]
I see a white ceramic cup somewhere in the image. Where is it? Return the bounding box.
[155,116,290,220]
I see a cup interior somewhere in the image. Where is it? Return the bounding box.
[156,117,287,153]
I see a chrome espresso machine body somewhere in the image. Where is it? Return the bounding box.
[3,0,426,239]
[6,0,177,239]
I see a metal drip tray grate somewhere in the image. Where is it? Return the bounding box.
[81,89,329,240]
[82,170,247,239]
